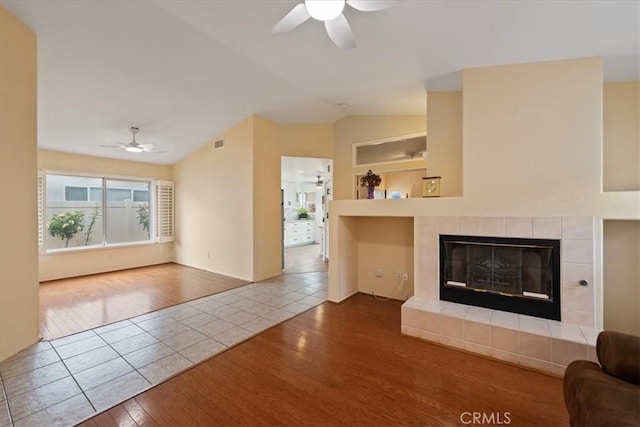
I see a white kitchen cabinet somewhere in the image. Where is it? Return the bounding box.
[284,220,315,247]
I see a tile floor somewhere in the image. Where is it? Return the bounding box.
[0,272,328,427]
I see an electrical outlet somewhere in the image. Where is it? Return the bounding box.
[375,268,383,277]
[402,272,409,281]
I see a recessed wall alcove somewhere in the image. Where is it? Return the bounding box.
[328,216,415,301]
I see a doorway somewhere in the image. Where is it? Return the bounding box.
[281,156,332,273]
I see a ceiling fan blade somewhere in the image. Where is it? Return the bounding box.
[346,0,400,12]
[105,137,127,145]
[142,147,166,153]
[272,3,311,35]
[100,144,124,148]
[325,15,356,49]
[138,143,156,148]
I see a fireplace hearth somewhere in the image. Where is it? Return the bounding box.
[439,235,561,320]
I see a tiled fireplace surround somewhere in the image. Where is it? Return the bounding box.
[401,216,601,377]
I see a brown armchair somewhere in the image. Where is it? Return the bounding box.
[564,331,640,426]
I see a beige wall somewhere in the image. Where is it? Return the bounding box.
[0,6,40,361]
[426,92,462,197]
[174,116,255,281]
[603,82,640,192]
[253,116,283,281]
[603,220,640,335]
[38,150,174,281]
[462,57,602,214]
[332,115,426,200]
[39,150,173,181]
[357,217,414,299]
[175,116,335,282]
[280,122,333,159]
[328,216,359,302]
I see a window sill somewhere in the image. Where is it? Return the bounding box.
[41,240,165,256]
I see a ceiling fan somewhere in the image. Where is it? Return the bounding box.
[102,127,164,153]
[272,0,401,49]
[300,171,324,188]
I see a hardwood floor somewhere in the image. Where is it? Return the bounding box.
[81,293,569,426]
[39,245,325,340]
[39,263,249,340]
[283,243,327,274]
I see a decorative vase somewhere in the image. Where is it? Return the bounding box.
[367,186,375,199]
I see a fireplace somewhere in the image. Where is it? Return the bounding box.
[439,235,561,320]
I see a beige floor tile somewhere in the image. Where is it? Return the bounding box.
[179,312,217,328]
[146,322,192,341]
[12,394,94,427]
[224,310,258,326]
[122,342,176,370]
[50,330,96,348]
[65,345,120,374]
[98,324,146,344]
[0,349,61,379]
[110,332,159,356]
[0,399,11,427]
[8,376,81,421]
[212,326,254,347]
[73,357,133,390]
[242,317,277,334]
[179,339,227,363]
[85,371,151,412]
[138,353,193,385]
[4,361,70,397]
[162,329,208,352]
[10,341,53,360]
[55,336,107,359]
[194,318,235,337]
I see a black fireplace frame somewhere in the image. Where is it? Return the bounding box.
[439,234,561,321]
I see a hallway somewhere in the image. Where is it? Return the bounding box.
[283,243,327,274]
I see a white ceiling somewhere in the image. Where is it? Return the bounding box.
[281,156,328,184]
[2,0,638,165]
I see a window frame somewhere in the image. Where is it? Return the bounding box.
[39,170,174,255]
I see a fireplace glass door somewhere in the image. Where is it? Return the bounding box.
[440,235,560,320]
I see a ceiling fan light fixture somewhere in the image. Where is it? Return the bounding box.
[125,145,143,153]
[305,0,345,21]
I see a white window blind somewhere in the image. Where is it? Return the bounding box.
[37,173,44,250]
[154,180,174,242]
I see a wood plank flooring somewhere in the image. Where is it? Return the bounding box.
[39,263,249,340]
[81,293,569,426]
[284,243,327,274]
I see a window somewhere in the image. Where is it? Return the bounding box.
[352,132,426,167]
[89,187,102,202]
[133,190,149,202]
[64,186,88,201]
[105,179,150,244]
[40,173,173,252]
[64,186,150,203]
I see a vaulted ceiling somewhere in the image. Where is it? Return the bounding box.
[2,0,638,164]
